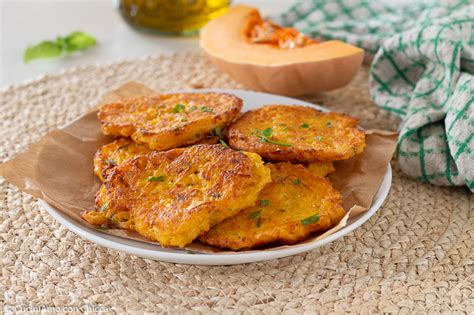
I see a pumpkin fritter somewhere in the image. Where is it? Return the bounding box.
[228,105,365,162]
[83,144,271,248]
[195,135,220,145]
[306,161,335,177]
[94,136,220,181]
[98,93,242,150]
[94,137,153,181]
[199,163,345,250]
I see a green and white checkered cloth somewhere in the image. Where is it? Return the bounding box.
[278,0,474,191]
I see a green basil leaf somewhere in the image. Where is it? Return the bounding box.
[23,31,96,63]
[63,31,97,52]
[23,41,62,63]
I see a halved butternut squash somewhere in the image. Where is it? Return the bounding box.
[200,5,364,96]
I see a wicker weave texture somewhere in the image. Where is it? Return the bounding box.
[0,53,472,314]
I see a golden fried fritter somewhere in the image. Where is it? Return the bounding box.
[83,144,271,248]
[199,163,345,250]
[228,105,365,162]
[94,137,154,181]
[194,135,220,145]
[94,136,220,181]
[98,93,242,150]
[306,161,335,177]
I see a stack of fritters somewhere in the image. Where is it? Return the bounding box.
[83,93,365,250]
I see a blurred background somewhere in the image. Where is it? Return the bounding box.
[0,0,294,87]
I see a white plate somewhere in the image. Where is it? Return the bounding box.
[40,89,392,265]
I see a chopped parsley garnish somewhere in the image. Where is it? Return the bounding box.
[211,127,224,139]
[292,178,301,185]
[148,175,165,182]
[172,103,185,113]
[98,201,110,213]
[300,123,310,128]
[262,127,273,137]
[256,217,262,228]
[201,106,215,113]
[315,135,323,141]
[248,210,262,220]
[189,106,197,111]
[214,127,223,139]
[326,121,333,127]
[96,227,109,232]
[259,199,270,207]
[105,159,116,166]
[219,139,231,149]
[256,134,292,146]
[253,129,292,147]
[210,127,231,148]
[301,214,320,225]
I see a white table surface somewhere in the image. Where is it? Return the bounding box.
[0,0,294,88]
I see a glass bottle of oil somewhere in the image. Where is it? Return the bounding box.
[119,0,230,35]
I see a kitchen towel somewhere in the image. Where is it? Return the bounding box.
[278,0,473,191]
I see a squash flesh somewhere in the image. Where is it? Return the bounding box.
[249,20,317,49]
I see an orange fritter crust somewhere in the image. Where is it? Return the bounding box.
[228,105,365,162]
[199,163,345,250]
[306,161,335,177]
[94,137,154,181]
[83,144,271,248]
[94,136,221,181]
[98,93,242,150]
[194,135,220,145]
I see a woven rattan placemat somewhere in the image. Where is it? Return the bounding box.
[1,53,472,313]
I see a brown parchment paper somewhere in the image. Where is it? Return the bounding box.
[0,81,398,254]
